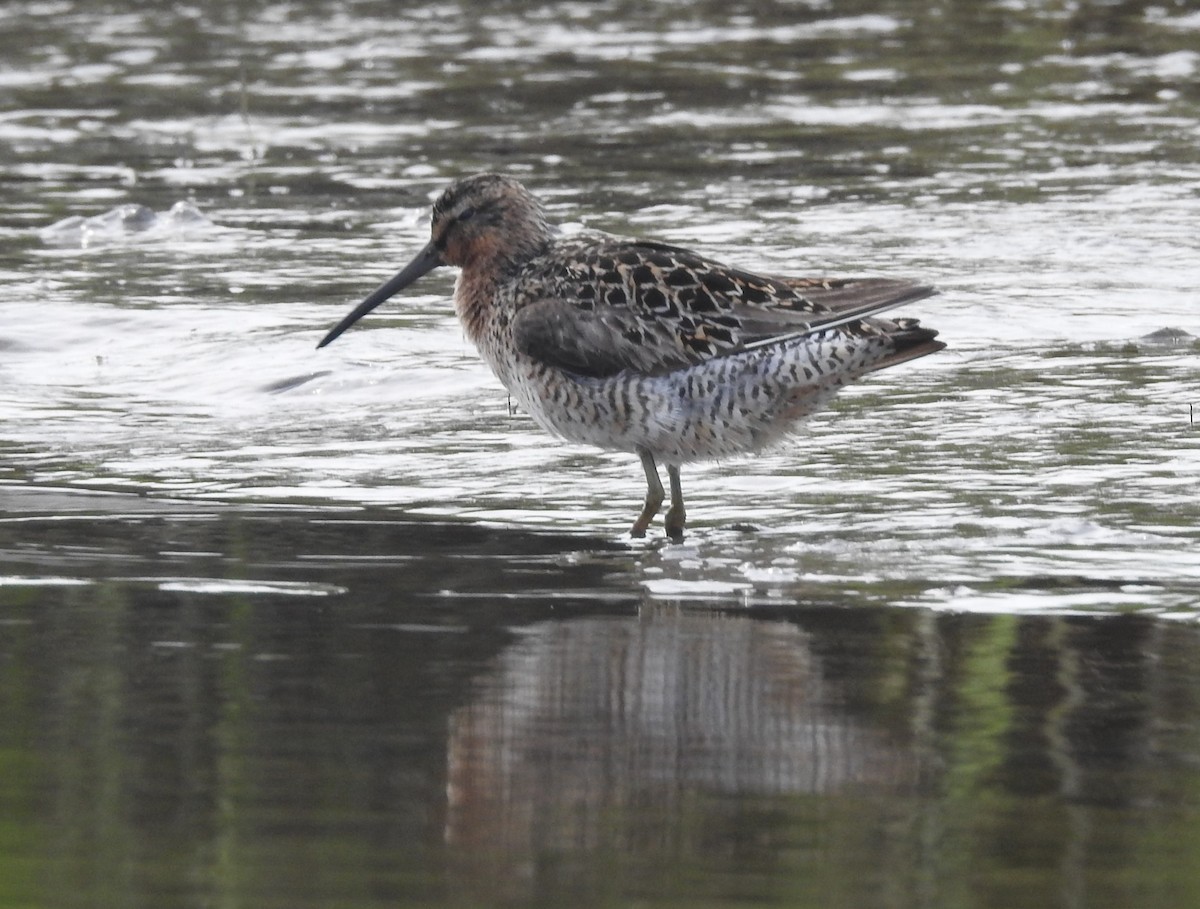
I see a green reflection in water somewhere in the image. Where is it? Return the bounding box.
[3,546,1200,908]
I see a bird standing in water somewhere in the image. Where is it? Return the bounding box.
[318,174,943,541]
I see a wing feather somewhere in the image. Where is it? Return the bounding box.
[511,235,937,378]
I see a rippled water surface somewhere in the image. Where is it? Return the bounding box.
[2,2,1199,907]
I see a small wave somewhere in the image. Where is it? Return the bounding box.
[154,578,347,596]
[39,201,212,248]
[262,371,334,394]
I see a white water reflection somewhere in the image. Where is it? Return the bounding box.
[1,0,1198,615]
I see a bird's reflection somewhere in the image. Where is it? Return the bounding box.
[445,610,915,861]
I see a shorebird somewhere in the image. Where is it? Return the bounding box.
[318,174,943,541]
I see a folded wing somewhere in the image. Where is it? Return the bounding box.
[513,239,938,379]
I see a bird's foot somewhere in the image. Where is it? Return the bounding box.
[664,465,686,542]
[664,506,685,542]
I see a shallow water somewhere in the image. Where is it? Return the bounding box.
[2,2,1199,907]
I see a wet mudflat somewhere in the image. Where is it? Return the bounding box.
[2,1,1200,907]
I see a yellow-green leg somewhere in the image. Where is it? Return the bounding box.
[631,448,664,538]
[664,465,686,542]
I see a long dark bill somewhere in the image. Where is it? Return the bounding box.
[316,240,443,349]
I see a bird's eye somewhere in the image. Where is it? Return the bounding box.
[458,206,476,222]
